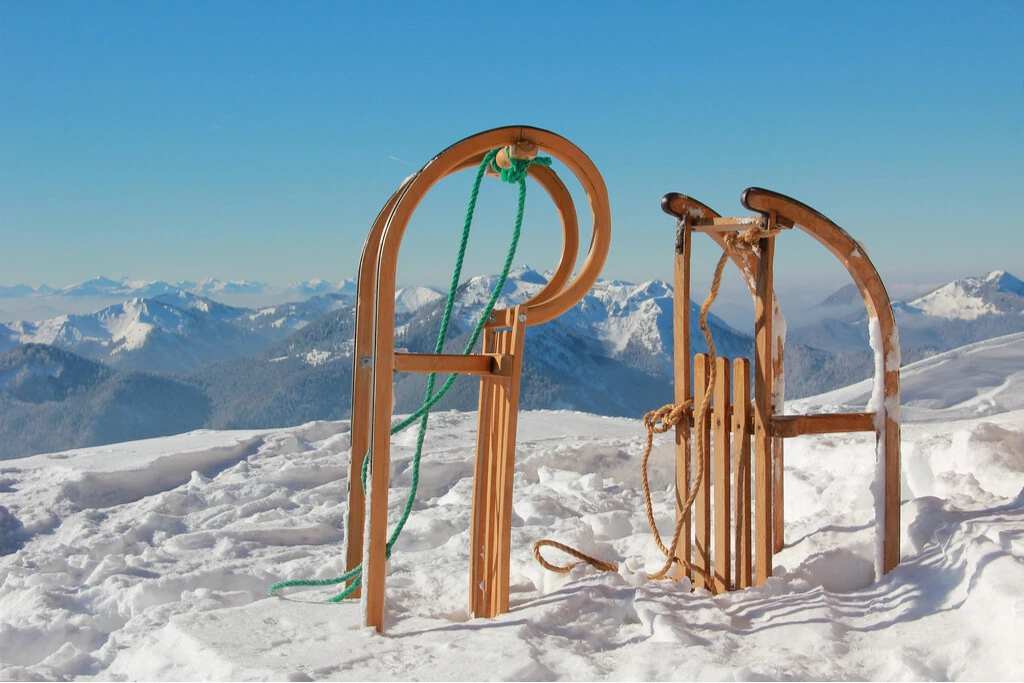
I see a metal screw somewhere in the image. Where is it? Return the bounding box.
[488,314,497,323]
[359,356,372,368]
[518,313,527,322]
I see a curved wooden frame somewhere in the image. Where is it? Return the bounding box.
[742,187,901,576]
[662,187,901,589]
[348,126,611,631]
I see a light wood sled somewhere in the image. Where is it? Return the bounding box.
[661,188,902,592]
[345,126,611,632]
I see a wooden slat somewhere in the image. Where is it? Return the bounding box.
[483,332,508,616]
[733,358,752,589]
[673,215,693,581]
[771,412,875,438]
[693,353,711,589]
[712,356,731,594]
[393,352,513,376]
[753,215,776,586]
[485,332,508,616]
[492,307,527,615]
[469,329,497,617]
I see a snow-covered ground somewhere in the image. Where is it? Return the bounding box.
[2,336,1024,680]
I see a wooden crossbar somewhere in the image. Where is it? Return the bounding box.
[691,215,795,233]
[772,413,875,438]
[393,352,515,377]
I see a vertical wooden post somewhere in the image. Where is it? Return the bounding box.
[732,358,752,589]
[693,353,711,589]
[753,212,777,586]
[345,294,373,598]
[773,335,785,554]
[345,183,411,599]
[673,215,693,580]
[884,410,901,574]
[469,327,498,616]
[363,325,396,632]
[491,307,527,616]
[712,356,732,594]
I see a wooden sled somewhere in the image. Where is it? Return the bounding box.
[661,188,902,592]
[346,126,611,631]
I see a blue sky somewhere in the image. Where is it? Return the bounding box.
[1,1,1021,302]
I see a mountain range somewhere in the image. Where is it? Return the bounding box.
[0,276,357,301]
[1,268,1022,460]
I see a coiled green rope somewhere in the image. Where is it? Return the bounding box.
[269,147,551,601]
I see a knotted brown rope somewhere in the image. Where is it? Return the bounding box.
[533,219,780,581]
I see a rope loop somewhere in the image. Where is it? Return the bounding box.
[533,539,620,574]
[642,400,692,435]
[490,147,553,184]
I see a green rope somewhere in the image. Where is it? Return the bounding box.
[270,146,550,602]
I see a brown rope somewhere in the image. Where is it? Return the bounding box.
[532,539,620,573]
[533,220,780,582]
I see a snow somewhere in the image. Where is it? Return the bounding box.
[303,349,332,367]
[3,338,1024,679]
[394,285,444,316]
[797,331,1024,423]
[866,317,888,577]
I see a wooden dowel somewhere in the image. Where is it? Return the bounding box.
[494,141,539,169]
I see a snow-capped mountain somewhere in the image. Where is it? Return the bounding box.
[281,277,357,298]
[58,276,135,297]
[184,277,267,297]
[0,295,282,374]
[907,270,1024,320]
[0,286,405,377]
[232,266,753,425]
[789,270,1024,363]
[0,276,361,309]
[0,284,54,298]
[394,285,444,316]
[448,266,751,374]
